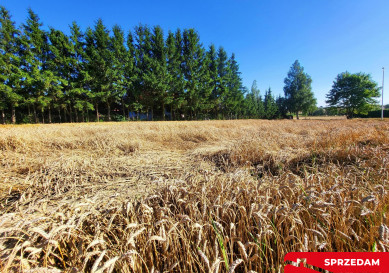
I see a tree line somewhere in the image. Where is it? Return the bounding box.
[1,7,321,124]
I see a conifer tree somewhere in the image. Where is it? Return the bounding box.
[70,22,93,122]
[166,30,185,120]
[206,44,219,117]
[134,24,153,120]
[244,93,256,118]
[149,26,170,120]
[245,80,264,118]
[182,29,209,119]
[0,8,251,123]
[174,29,187,118]
[110,25,127,119]
[85,19,114,121]
[225,53,244,118]
[283,60,316,119]
[46,28,71,123]
[276,96,288,118]
[264,88,278,119]
[198,43,213,117]
[0,6,23,124]
[20,8,52,123]
[216,47,229,117]
[123,31,136,119]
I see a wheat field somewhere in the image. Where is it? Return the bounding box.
[1,119,389,272]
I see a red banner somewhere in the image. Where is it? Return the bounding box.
[284,252,389,273]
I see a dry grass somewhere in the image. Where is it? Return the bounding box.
[301,116,347,120]
[0,119,388,272]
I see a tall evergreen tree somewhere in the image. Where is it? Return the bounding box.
[0,6,23,124]
[166,30,185,120]
[225,53,244,118]
[276,96,288,118]
[85,19,114,121]
[69,22,93,122]
[244,93,256,118]
[206,44,219,116]
[110,25,127,119]
[149,26,170,120]
[264,88,278,119]
[20,8,52,123]
[182,29,209,119]
[216,47,229,117]
[47,28,71,123]
[283,60,316,119]
[123,31,136,119]
[0,8,250,123]
[134,24,154,120]
[245,80,264,118]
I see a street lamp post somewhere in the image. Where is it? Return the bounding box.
[382,67,385,120]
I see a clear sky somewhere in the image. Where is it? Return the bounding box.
[2,0,388,106]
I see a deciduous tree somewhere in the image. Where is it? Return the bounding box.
[326,72,380,118]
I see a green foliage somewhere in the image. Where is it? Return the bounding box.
[110,25,127,116]
[264,88,278,119]
[216,47,229,115]
[326,72,380,118]
[311,107,326,116]
[206,44,218,114]
[182,29,210,119]
[354,109,389,118]
[276,96,288,118]
[224,53,244,118]
[0,8,331,123]
[244,80,265,118]
[149,26,171,120]
[85,19,116,121]
[134,24,153,117]
[166,30,186,119]
[0,6,23,123]
[123,31,136,116]
[20,8,51,123]
[283,60,316,119]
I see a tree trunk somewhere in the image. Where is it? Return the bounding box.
[107,103,111,121]
[11,104,16,124]
[170,105,174,120]
[64,108,68,123]
[48,105,52,123]
[127,108,132,121]
[162,103,165,121]
[121,98,126,119]
[348,108,354,119]
[81,110,85,122]
[96,104,99,122]
[33,105,38,123]
[58,108,62,123]
[41,110,45,124]
[296,111,299,120]
[75,108,79,122]
[1,109,5,124]
[69,106,73,123]
[151,107,154,121]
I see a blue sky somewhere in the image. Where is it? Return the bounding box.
[2,0,388,106]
